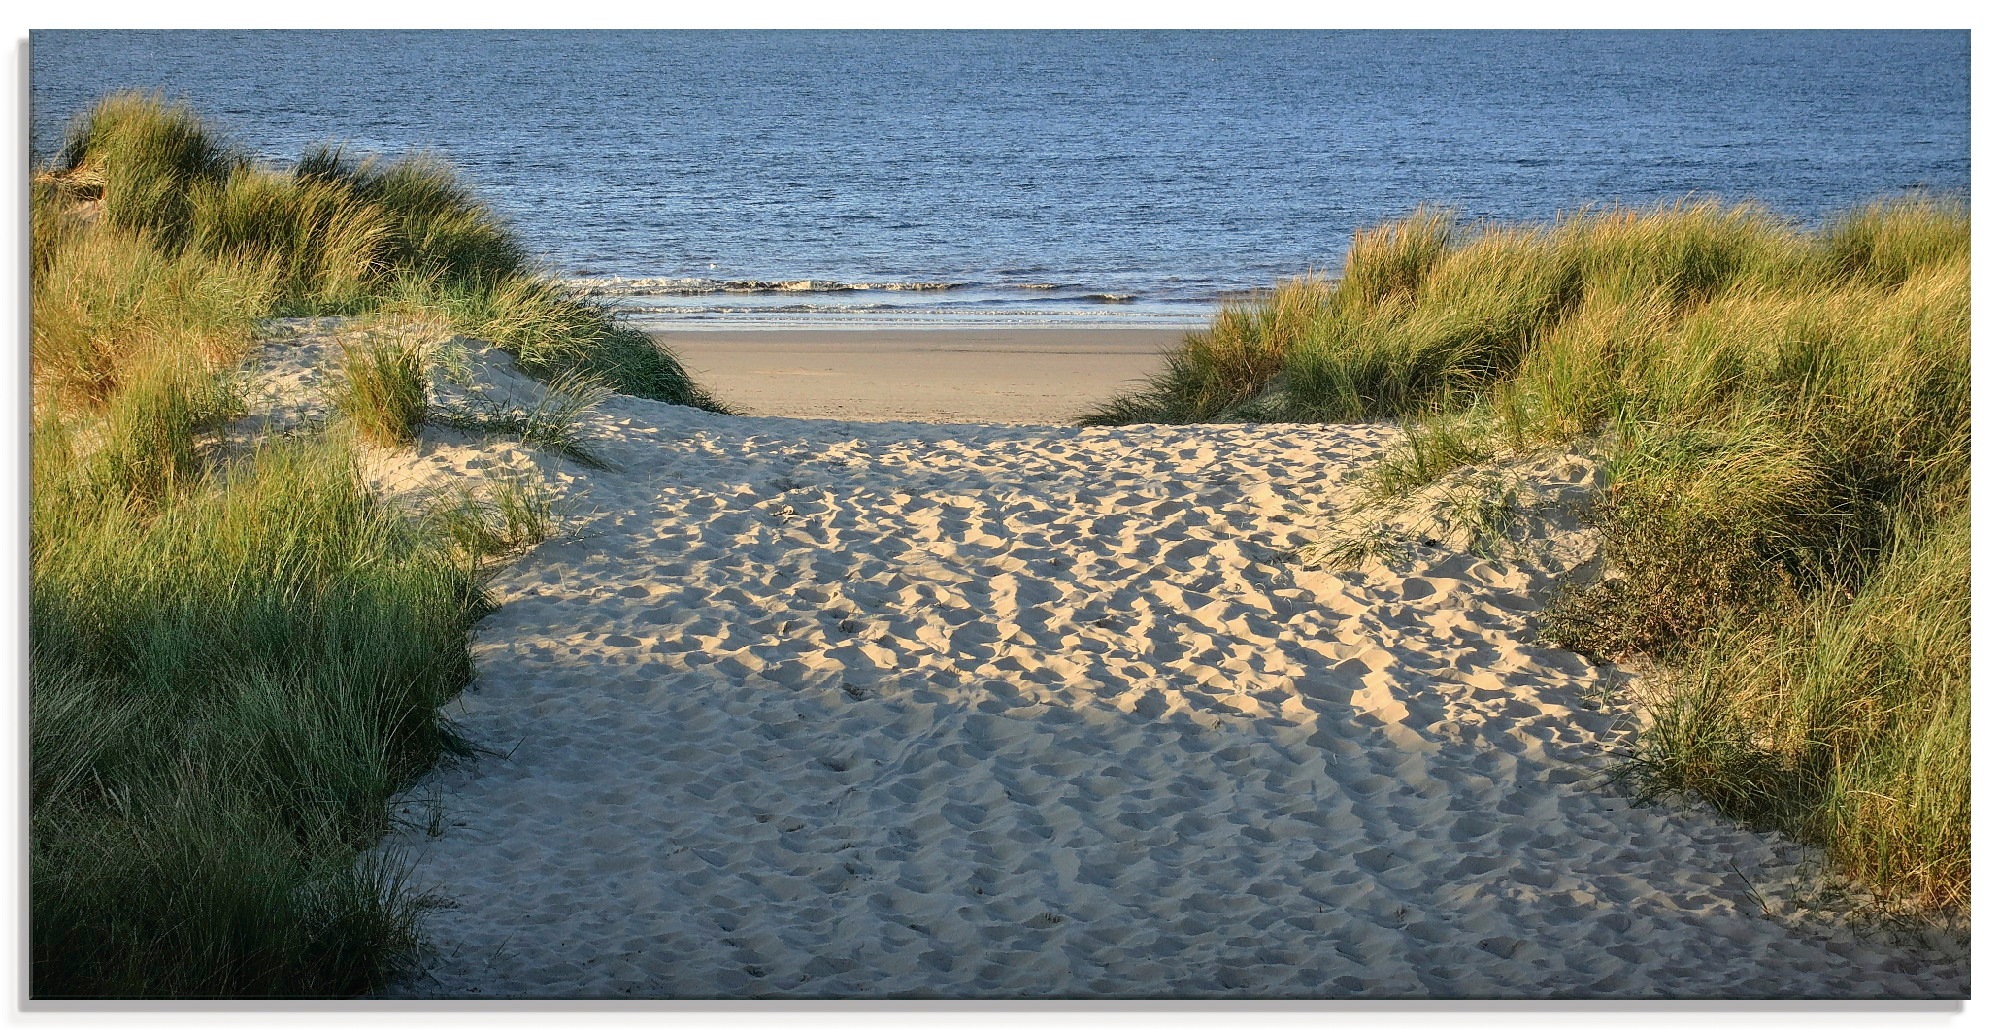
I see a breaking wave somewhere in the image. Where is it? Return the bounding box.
[563,277,965,297]
[563,278,1159,303]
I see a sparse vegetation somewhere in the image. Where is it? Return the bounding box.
[1091,197,1970,914]
[336,327,430,447]
[1367,406,1502,498]
[28,92,720,997]
[1301,457,1568,570]
[426,469,567,564]
[432,365,614,469]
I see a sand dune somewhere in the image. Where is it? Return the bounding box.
[237,326,1967,999]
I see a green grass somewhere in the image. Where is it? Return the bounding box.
[335,327,431,448]
[426,468,566,564]
[45,91,723,409]
[387,273,728,409]
[432,365,613,468]
[1090,197,1970,914]
[29,92,725,996]
[1627,508,1969,911]
[52,92,246,250]
[31,434,486,997]
[31,222,274,409]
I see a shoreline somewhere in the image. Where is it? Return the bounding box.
[650,326,1187,424]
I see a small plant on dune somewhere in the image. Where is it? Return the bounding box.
[1430,471,1530,556]
[1301,464,1532,569]
[1367,408,1503,499]
[1297,517,1405,569]
[432,366,613,468]
[335,327,431,448]
[426,469,565,564]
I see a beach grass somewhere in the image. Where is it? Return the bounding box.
[336,327,431,447]
[431,365,614,469]
[386,272,728,410]
[1089,197,1971,913]
[44,91,723,409]
[30,430,486,997]
[31,220,273,411]
[425,469,566,565]
[1629,507,1969,910]
[28,92,719,996]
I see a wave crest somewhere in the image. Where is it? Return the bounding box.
[563,277,965,297]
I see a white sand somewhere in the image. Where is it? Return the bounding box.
[248,323,1964,999]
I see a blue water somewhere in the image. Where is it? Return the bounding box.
[31,31,1969,328]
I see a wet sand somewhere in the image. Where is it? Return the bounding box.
[653,327,1188,424]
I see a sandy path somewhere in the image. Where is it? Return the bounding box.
[313,336,1965,1000]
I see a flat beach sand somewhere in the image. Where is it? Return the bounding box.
[226,323,1965,999]
[657,327,1184,424]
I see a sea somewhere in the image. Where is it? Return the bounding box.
[30,30,1970,329]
